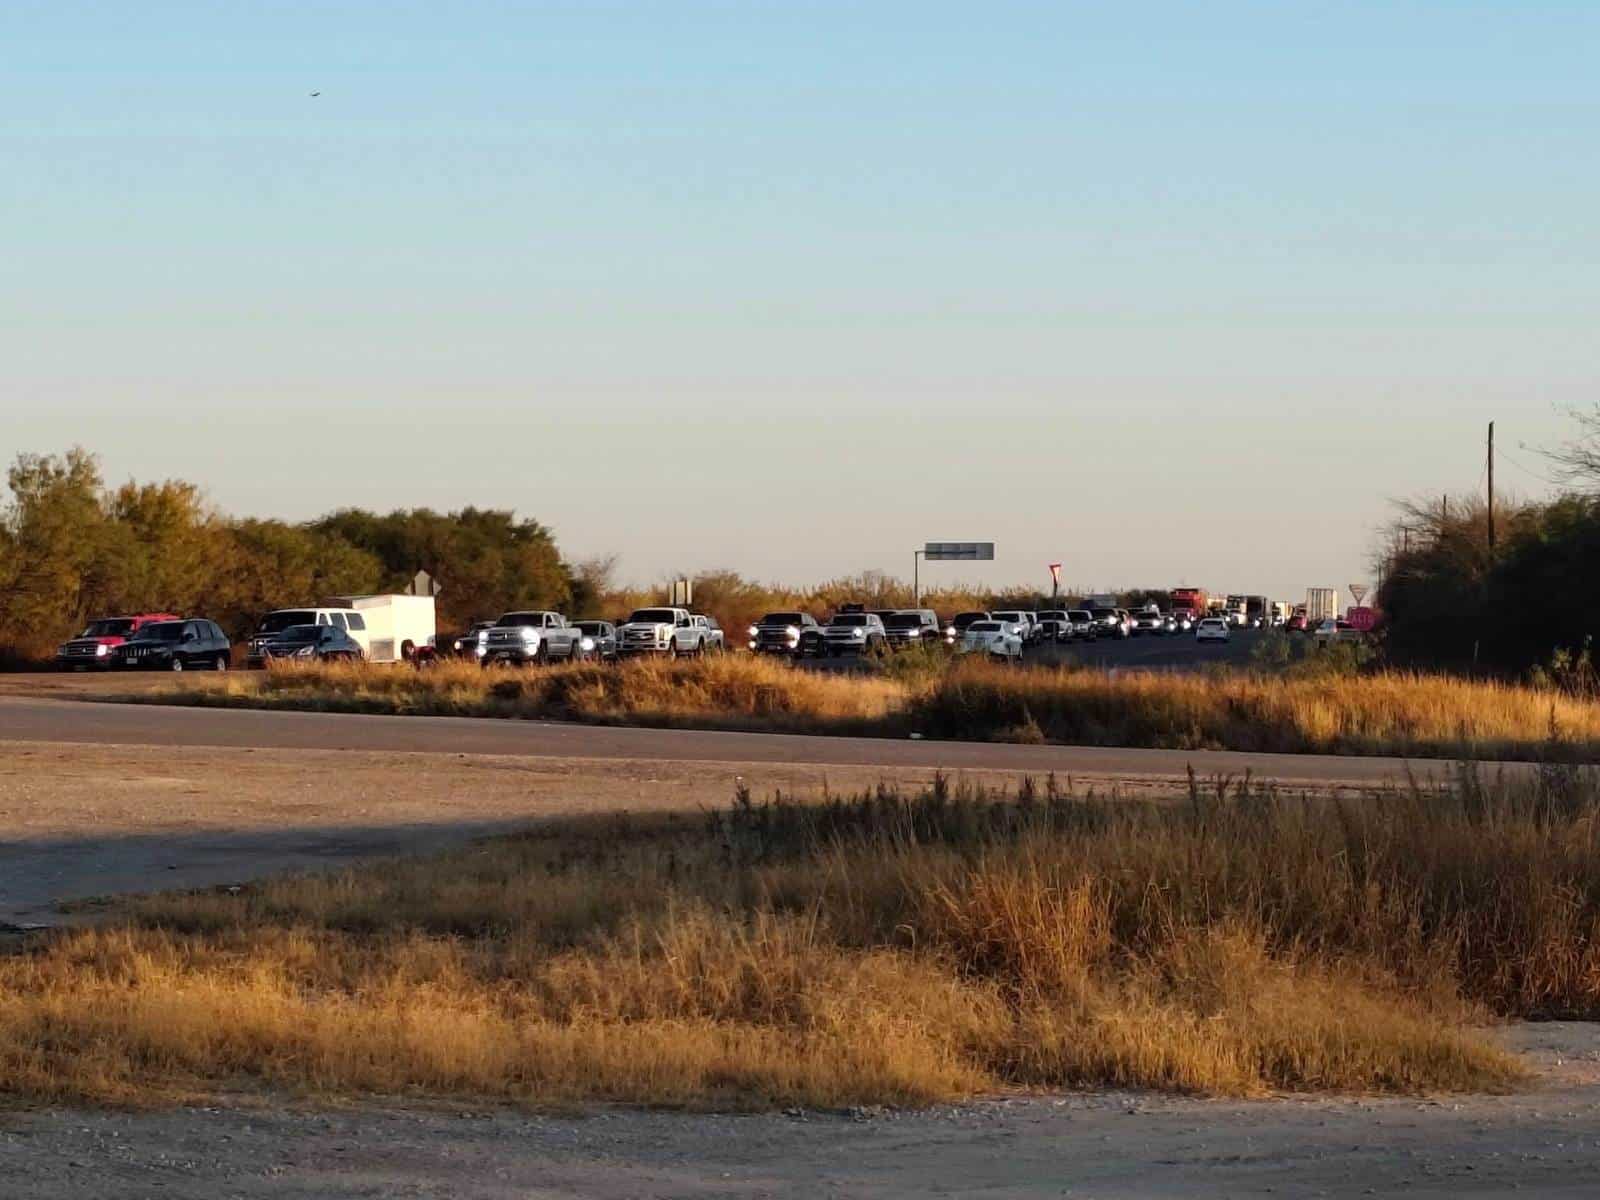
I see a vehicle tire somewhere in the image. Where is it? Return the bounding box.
[213,653,229,672]
[533,643,549,666]
[666,643,679,660]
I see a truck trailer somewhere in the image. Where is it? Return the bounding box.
[1305,588,1339,625]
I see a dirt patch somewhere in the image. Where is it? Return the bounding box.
[1,1023,1597,1199]
[0,739,1041,925]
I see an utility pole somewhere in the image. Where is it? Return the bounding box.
[1487,421,1496,552]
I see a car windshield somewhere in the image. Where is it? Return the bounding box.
[954,612,987,625]
[1038,611,1066,620]
[992,611,1022,621]
[494,613,543,627]
[885,614,923,629]
[969,621,1002,632]
[273,625,322,643]
[576,622,607,635]
[629,609,679,624]
[760,613,803,625]
[131,622,186,642]
[1069,611,1091,620]
[81,618,135,638]
[1090,609,1118,619]
[256,610,316,635]
[832,614,870,627]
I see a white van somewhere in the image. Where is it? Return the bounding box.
[247,596,435,667]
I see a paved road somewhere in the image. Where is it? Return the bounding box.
[0,694,1504,789]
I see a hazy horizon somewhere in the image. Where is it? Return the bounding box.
[7,3,1589,600]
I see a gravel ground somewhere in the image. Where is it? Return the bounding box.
[0,739,1047,927]
[3,1025,1598,1199]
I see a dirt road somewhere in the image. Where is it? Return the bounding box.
[3,1022,1597,1198]
[0,737,1048,926]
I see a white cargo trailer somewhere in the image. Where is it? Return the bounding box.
[331,594,437,664]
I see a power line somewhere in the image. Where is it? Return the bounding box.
[1497,447,1562,487]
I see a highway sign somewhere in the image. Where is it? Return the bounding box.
[1348,583,1367,605]
[925,542,994,561]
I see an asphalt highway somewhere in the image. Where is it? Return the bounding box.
[0,694,1511,790]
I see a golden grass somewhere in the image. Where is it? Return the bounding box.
[147,657,1600,761]
[916,664,1600,758]
[161,656,903,734]
[8,771,1593,1109]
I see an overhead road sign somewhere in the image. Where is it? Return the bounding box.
[924,542,995,561]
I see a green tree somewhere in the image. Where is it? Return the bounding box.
[0,449,114,649]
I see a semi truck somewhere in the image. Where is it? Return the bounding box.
[1169,587,1208,620]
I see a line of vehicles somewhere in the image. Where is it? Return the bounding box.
[52,597,735,672]
[53,585,1367,672]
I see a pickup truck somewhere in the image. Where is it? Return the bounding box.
[481,611,585,666]
[616,607,722,657]
[55,612,181,670]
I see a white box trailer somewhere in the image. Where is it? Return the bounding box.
[1305,588,1339,624]
[331,594,437,664]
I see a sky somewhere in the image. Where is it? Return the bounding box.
[3,2,1593,601]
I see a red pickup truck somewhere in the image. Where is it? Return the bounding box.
[55,613,182,670]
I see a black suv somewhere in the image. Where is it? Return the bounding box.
[260,624,364,663]
[110,619,232,672]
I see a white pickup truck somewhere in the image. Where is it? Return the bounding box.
[616,608,724,657]
[480,611,586,666]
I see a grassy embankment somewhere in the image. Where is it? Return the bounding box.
[147,656,1600,760]
[7,770,1600,1108]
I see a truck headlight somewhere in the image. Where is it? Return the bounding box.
[452,639,463,650]
[748,639,758,650]
[296,646,315,657]
[852,628,865,639]
[96,643,109,657]
[581,636,596,652]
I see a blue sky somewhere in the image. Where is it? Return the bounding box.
[4,2,1592,599]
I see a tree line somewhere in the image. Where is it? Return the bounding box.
[0,448,1130,663]
[1375,410,1600,679]
[0,449,575,660]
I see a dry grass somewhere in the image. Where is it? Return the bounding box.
[147,657,1600,761]
[8,769,1597,1109]
[915,664,1600,758]
[158,656,903,735]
